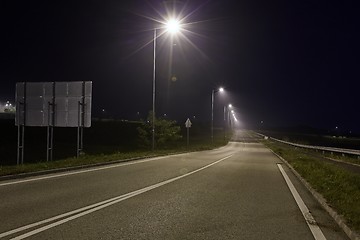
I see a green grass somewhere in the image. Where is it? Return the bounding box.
[264,140,360,231]
[321,151,360,165]
[0,118,229,165]
[0,134,227,177]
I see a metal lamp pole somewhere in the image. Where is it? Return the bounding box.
[152,28,157,151]
[211,89,214,143]
[151,19,181,151]
[223,105,226,141]
[211,87,224,143]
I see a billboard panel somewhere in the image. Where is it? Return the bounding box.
[15,81,92,127]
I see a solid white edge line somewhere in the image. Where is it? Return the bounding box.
[3,154,233,240]
[277,164,327,240]
[0,156,172,187]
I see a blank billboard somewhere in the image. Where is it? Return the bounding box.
[15,81,92,127]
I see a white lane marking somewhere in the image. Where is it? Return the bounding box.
[277,164,327,240]
[0,156,172,187]
[1,154,233,239]
[0,190,139,238]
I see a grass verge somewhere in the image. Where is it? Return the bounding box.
[322,152,360,166]
[264,140,360,232]
[0,139,227,177]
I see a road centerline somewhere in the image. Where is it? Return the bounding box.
[1,154,233,240]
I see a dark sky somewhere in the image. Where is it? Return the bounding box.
[1,0,359,133]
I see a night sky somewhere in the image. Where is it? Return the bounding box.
[1,0,359,133]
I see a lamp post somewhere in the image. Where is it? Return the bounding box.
[224,103,232,141]
[211,87,224,143]
[231,110,238,128]
[152,28,157,151]
[152,19,181,151]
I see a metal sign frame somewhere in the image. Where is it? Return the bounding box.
[15,81,92,164]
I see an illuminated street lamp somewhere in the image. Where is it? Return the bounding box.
[152,18,181,150]
[211,87,224,143]
[223,103,232,141]
[166,19,181,33]
[224,104,232,124]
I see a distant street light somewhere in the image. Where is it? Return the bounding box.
[225,105,240,130]
[224,104,238,139]
[223,103,232,141]
[211,87,224,143]
[152,18,182,150]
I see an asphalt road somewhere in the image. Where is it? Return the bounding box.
[0,130,349,239]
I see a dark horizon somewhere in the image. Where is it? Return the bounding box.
[1,0,359,134]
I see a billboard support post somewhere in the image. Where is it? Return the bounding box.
[16,82,26,165]
[77,101,84,158]
[15,81,92,164]
[17,124,25,165]
[76,81,86,158]
[46,82,56,161]
[46,102,54,161]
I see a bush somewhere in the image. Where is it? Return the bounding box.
[137,111,182,149]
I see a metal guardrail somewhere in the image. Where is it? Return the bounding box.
[255,132,360,157]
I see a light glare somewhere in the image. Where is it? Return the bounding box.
[166,19,181,34]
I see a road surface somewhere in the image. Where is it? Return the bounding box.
[0,130,349,239]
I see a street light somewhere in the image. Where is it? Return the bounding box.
[166,19,181,33]
[211,87,224,143]
[224,104,238,140]
[152,18,182,150]
[226,105,241,131]
[223,103,232,141]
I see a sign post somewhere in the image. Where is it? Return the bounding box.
[185,118,192,147]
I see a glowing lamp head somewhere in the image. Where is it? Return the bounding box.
[166,19,181,34]
[219,87,224,92]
